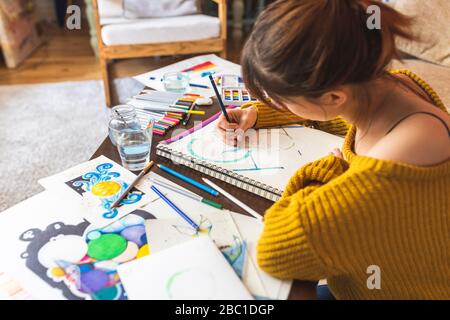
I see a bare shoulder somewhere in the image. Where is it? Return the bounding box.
[367,112,450,166]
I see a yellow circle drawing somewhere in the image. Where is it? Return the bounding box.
[91,181,121,197]
[51,267,65,277]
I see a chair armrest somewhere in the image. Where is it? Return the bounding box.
[91,0,106,49]
[208,0,227,40]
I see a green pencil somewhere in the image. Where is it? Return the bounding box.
[150,177,222,209]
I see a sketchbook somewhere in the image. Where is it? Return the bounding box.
[156,119,344,201]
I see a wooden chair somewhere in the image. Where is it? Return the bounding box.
[92,0,227,107]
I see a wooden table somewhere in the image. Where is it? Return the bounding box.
[91,98,317,300]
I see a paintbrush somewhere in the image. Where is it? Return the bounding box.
[110,161,155,209]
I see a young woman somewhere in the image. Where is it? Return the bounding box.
[217,0,449,299]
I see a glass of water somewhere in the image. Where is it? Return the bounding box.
[163,72,189,93]
[108,105,141,146]
[116,121,154,171]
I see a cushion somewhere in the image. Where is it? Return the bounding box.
[97,0,123,17]
[101,14,220,46]
[394,0,450,67]
[123,0,199,18]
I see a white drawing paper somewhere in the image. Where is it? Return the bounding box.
[230,212,293,300]
[117,236,253,300]
[134,54,241,97]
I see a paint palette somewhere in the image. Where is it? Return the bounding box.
[220,75,257,106]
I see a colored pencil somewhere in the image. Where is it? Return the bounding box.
[133,105,204,115]
[202,178,263,221]
[189,83,210,89]
[208,75,231,122]
[150,185,199,230]
[182,103,196,126]
[151,177,222,209]
[161,109,226,144]
[110,161,155,209]
[157,164,219,196]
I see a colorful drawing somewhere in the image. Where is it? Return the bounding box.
[67,162,143,219]
[39,156,156,226]
[221,236,246,279]
[19,210,156,300]
[181,61,217,73]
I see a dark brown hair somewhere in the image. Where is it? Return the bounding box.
[241,0,415,107]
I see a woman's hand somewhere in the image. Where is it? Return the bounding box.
[217,105,258,145]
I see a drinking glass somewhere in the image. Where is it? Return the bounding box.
[163,72,189,93]
[108,105,141,146]
[116,121,154,171]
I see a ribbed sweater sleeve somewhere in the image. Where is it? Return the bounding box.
[254,70,449,299]
[257,156,349,280]
[243,102,350,136]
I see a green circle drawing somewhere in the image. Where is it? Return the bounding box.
[187,138,252,163]
[87,234,127,261]
[165,268,215,299]
[166,270,185,299]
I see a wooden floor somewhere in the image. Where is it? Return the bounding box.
[0,25,246,86]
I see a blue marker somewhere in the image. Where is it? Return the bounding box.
[189,83,210,89]
[151,185,199,231]
[157,164,219,196]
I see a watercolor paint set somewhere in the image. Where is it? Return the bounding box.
[219,75,257,106]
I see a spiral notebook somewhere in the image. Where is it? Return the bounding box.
[156,119,344,201]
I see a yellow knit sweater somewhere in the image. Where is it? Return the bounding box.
[253,70,450,299]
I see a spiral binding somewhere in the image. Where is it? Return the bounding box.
[156,144,282,202]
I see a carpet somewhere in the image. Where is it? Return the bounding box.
[0,77,144,211]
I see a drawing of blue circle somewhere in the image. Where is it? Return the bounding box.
[187,138,252,163]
